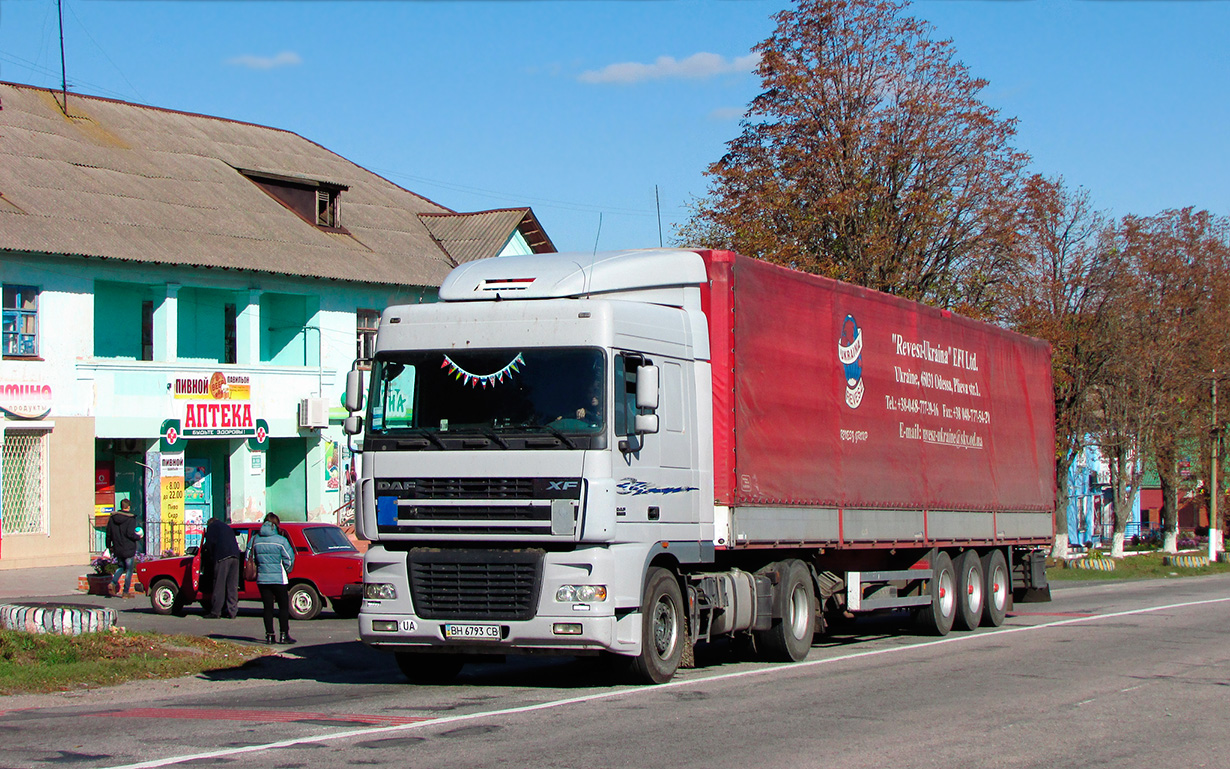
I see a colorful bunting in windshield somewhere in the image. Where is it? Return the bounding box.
[442,353,525,388]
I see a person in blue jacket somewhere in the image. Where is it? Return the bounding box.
[248,513,296,644]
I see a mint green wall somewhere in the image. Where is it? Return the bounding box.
[94,281,153,359]
[178,287,238,362]
[266,437,307,520]
[261,293,319,366]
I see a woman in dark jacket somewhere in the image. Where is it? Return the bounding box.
[248,513,296,644]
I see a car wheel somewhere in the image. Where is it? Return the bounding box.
[288,582,322,621]
[149,578,179,616]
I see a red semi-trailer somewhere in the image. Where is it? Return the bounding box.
[346,248,1054,684]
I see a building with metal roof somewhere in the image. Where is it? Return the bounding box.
[0,82,554,571]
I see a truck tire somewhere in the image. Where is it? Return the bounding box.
[753,559,815,662]
[952,550,984,632]
[149,578,180,616]
[915,551,956,636]
[288,582,322,621]
[629,567,686,684]
[980,549,1010,627]
[396,652,464,684]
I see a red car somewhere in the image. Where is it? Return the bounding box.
[136,522,363,620]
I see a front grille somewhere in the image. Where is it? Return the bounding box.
[410,478,535,499]
[405,505,547,522]
[407,548,543,621]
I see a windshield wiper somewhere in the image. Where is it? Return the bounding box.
[540,424,577,449]
[481,430,510,449]
[409,429,447,450]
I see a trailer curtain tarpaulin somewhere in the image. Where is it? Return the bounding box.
[700,251,1056,513]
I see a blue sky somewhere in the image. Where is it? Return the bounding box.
[1,0,1227,253]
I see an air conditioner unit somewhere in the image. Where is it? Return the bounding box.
[299,398,328,429]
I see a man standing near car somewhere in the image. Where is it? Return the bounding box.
[202,516,242,619]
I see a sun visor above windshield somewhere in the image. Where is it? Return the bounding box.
[438,249,708,301]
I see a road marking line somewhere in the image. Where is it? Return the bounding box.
[86,707,432,726]
[98,595,1230,769]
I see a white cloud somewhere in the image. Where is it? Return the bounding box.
[579,52,759,85]
[226,51,303,70]
[709,106,745,121]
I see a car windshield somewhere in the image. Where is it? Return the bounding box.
[302,526,358,553]
[366,347,605,436]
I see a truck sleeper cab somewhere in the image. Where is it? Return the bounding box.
[345,249,1053,684]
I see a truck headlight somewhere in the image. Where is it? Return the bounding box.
[556,585,607,603]
[364,583,397,600]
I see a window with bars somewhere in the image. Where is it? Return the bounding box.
[1,429,50,535]
[2,284,39,357]
[356,309,379,369]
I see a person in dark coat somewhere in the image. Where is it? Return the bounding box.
[104,499,142,597]
[201,517,242,619]
[248,513,296,644]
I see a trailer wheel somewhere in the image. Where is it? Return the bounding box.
[396,652,464,684]
[754,559,815,662]
[629,567,685,684]
[915,551,956,636]
[952,550,984,631]
[980,549,1010,627]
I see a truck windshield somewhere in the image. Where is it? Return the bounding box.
[367,348,605,436]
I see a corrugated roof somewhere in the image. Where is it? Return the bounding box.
[0,83,550,286]
[420,209,557,264]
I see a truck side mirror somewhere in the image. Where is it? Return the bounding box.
[636,365,659,410]
[635,413,659,435]
[345,369,365,413]
[343,415,364,436]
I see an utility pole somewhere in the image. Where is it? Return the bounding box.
[1210,371,1220,562]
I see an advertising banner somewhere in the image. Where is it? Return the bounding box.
[703,252,1055,513]
[159,453,185,555]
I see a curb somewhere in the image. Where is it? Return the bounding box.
[1162,554,1210,568]
[1064,558,1116,571]
[0,602,118,635]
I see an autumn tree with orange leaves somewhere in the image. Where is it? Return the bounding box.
[680,0,1026,316]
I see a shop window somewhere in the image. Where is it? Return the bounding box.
[2,284,39,357]
[356,309,379,368]
[1,428,50,535]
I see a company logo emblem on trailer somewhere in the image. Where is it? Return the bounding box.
[838,315,864,408]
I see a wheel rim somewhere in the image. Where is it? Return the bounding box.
[154,585,175,610]
[991,563,1008,611]
[937,569,955,617]
[651,595,678,659]
[965,565,983,615]
[291,589,313,615]
[786,582,810,640]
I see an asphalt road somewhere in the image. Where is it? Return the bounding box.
[3,576,1229,769]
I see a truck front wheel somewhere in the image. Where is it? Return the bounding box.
[629,567,686,684]
[915,551,956,636]
[754,559,815,662]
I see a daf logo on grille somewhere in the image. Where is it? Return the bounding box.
[547,481,579,491]
[376,480,417,491]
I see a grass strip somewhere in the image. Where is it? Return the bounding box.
[0,629,266,695]
[1048,551,1230,582]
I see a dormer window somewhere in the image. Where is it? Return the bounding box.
[317,189,339,228]
[237,168,348,232]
